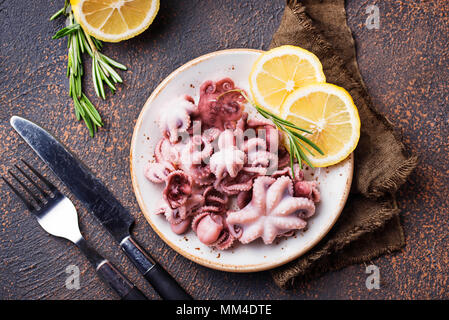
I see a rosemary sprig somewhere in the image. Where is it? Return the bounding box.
[218,89,324,178]
[50,1,127,136]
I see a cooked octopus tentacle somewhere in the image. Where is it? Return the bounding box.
[210,130,246,180]
[227,176,315,245]
[158,95,197,143]
[144,161,175,183]
[197,78,246,130]
[163,170,193,209]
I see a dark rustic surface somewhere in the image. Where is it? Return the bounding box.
[0,0,447,300]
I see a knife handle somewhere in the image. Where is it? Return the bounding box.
[76,238,147,300]
[121,236,192,300]
[96,261,148,300]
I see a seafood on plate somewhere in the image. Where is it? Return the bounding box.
[145,78,320,250]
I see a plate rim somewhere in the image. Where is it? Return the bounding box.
[130,48,354,272]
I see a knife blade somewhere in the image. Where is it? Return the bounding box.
[11,116,192,300]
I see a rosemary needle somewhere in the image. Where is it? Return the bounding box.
[50,1,127,136]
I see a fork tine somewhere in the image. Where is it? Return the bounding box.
[8,170,43,205]
[2,176,36,211]
[21,159,56,192]
[15,164,49,198]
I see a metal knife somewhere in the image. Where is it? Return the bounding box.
[11,116,192,300]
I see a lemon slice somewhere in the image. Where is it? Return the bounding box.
[249,45,326,114]
[71,0,159,42]
[281,83,360,167]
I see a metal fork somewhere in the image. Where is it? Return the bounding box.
[2,160,147,300]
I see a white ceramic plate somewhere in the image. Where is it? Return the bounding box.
[130,49,353,272]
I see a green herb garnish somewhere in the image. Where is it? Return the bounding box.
[50,1,127,136]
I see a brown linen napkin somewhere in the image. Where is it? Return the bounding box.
[269,0,418,288]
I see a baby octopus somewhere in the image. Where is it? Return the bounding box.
[197,78,245,130]
[226,176,316,244]
[158,95,197,143]
[210,129,246,180]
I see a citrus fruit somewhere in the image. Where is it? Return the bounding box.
[281,83,360,167]
[71,0,159,42]
[249,45,326,114]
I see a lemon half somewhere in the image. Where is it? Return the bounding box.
[71,0,159,42]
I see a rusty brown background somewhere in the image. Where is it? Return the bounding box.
[0,0,447,299]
